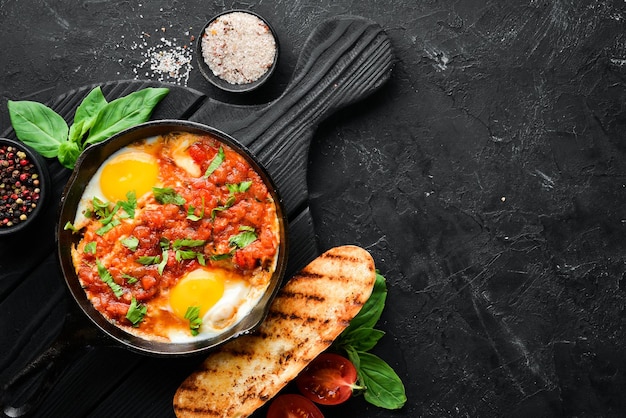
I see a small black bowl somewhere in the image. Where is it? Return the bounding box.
[0,137,49,237]
[196,9,280,93]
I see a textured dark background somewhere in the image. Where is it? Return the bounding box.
[2,0,626,417]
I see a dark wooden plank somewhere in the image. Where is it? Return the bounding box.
[0,16,393,418]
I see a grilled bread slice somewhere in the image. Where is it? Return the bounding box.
[173,245,377,418]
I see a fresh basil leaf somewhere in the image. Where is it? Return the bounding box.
[96,260,124,298]
[8,100,69,158]
[338,327,385,352]
[344,344,361,371]
[357,351,406,410]
[126,297,147,326]
[342,272,387,335]
[69,86,108,143]
[84,87,169,146]
[57,141,81,169]
[203,146,225,178]
[153,187,186,205]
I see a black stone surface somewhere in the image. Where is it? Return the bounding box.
[2,1,626,417]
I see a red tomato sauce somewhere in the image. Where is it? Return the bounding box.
[71,132,280,340]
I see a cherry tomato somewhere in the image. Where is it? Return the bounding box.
[266,394,324,418]
[296,353,358,405]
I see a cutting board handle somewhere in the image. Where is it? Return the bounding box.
[193,16,394,274]
[195,15,394,216]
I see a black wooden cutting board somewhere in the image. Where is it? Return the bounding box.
[0,16,393,417]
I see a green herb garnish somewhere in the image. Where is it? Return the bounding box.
[209,252,234,261]
[226,180,252,194]
[137,255,161,265]
[121,273,139,284]
[187,197,205,221]
[184,306,203,336]
[117,191,137,219]
[171,239,206,264]
[153,187,186,205]
[126,297,147,326]
[121,236,139,251]
[229,227,257,249]
[158,250,168,275]
[211,195,236,219]
[96,260,124,298]
[203,146,225,178]
[64,221,79,232]
[8,86,169,169]
[84,242,97,254]
[333,272,406,410]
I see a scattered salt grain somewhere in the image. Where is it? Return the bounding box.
[132,32,193,85]
[201,11,276,85]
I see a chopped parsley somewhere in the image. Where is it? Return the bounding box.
[121,273,138,284]
[158,250,168,275]
[187,197,205,221]
[96,260,124,298]
[153,187,186,205]
[117,191,137,219]
[211,195,236,219]
[203,146,225,178]
[121,236,139,251]
[126,297,147,326]
[184,306,203,336]
[226,180,252,194]
[137,255,161,265]
[84,241,97,254]
[229,227,257,249]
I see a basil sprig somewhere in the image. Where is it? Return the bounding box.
[333,271,407,410]
[7,86,169,169]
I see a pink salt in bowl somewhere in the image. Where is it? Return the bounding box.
[196,10,280,93]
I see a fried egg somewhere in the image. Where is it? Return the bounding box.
[74,143,160,227]
[165,267,263,342]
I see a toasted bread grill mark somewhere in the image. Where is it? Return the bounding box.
[173,245,376,418]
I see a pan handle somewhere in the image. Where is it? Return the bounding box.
[1,308,111,418]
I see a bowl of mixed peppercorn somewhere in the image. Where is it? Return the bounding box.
[0,137,49,236]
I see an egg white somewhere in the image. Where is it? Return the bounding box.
[74,139,160,228]
[166,278,269,343]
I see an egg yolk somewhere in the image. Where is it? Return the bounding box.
[99,151,159,202]
[170,268,226,320]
